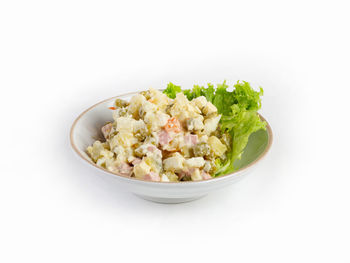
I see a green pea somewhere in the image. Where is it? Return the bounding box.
[115,99,129,108]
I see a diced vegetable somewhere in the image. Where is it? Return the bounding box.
[208,136,227,157]
[164,117,181,133]
[193,142,210,157]
[115,98,129,108]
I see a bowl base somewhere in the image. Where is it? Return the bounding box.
[134,194,207,204]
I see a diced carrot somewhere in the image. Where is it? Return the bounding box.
[164,117,181,133]
[108,106,116,110]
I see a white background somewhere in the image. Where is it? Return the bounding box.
[1,0,349,262]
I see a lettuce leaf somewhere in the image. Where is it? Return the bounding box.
[163,81,266,176]
[163,82,182,99]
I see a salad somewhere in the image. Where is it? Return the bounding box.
[87,81,266,182]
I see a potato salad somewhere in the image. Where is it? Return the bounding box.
[87,89,230,182]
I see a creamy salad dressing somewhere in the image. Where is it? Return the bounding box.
[87,89,229,182]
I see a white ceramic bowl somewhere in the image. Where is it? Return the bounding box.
[70,91,273,203]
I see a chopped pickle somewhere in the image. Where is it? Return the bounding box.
[140,90,151,100]
[193,142,210,157]
[115,98,129,108]
[135,132,146,141]
[117,107,128,117]
[138,107,145,118]
[165,103,173,115]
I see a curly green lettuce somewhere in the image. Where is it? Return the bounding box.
[163,81,266,176]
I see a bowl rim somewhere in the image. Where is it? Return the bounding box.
[70,91,273,184]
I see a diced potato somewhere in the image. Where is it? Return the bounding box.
[180,145,191,158]
[115,117,134,133]
[87,146,93,155]
[149,88,170,109]
[96,157,107,167]
[163,171,178,182]
[144,156,162,173]
[133,161,151,179]
[109,135,118,149]
[202,101,217,115]
[185,157,205,168]
[160,173,170,182]
[144,133,159,145]
[112,145,124,156]
[112,146,127,164]
[204,115,221,135]
[163,153,184,171]
[170,93,200,122]
[163,133,183,151]
[95,150,114,167]
[110,132,137,149]
[115,153,127,164]
[101,123,113,139]
[106,159,118,172]
[134,144,149,157]
[191,96,207,109]
[100,149,114,159]
[144,111,170,131]
[133,119,146,131]
[186,116,204,131]
[156,112,170,127]
[143,112,156,130]
[190,168,202,181]
[124,147,134,159]
[193,117,204,130]
[170,108,190,122]
[174,92,188,105]
[208,136,227,156]
[87,141,104,162]
[133,119,147,137]
[198,134,209,143]
[139,100,157,117]
[127,94,146,118]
